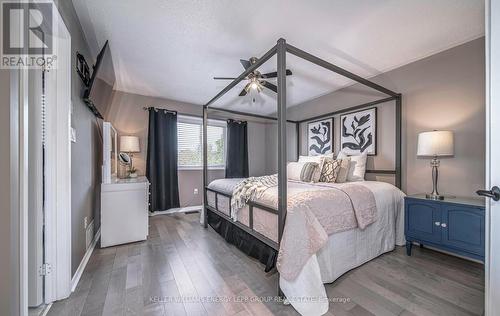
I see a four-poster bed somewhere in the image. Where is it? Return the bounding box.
[202,38,404,315]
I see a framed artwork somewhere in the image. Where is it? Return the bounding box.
[308,118,333,156]
[340,107,377,155]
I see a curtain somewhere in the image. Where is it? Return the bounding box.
[225,119,249,178]
[146,108,180,212]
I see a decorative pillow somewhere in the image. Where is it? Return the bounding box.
[319,158,341,182]
[337,150,368,181]
[335,157,351,183]
[287,162,319,182]
[298,155,325,182]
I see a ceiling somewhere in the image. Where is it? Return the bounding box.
[72,0,484,115]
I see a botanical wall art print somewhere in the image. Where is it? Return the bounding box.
[340,107,377,155]
[308,118,333,156]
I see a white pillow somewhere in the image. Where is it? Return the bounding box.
[298,155,325,182]
[337,150,368,181]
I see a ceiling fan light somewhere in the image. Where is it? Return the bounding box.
[250,82,259,90]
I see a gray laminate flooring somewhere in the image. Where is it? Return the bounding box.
[47,213,484,316]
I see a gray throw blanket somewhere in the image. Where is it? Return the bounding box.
[231,174,278,220]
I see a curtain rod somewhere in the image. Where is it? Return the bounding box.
[142,106,178,115]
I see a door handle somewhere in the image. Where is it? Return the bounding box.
[476,186,500,201]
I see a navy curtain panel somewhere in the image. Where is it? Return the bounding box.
[225,119,249,178]
[146,108,180,212]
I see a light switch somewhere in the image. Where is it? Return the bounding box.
[70,127,76,142]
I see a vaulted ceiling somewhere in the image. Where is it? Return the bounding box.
[72,0,484,115]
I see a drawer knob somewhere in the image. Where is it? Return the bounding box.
[434,221,441,226]
[441,223,447,228]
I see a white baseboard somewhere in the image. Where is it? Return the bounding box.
[149,205,202,216]
[70,229,101,292]
[40,303,52,316]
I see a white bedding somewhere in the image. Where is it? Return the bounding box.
[280,181,405,315]
[203,179,405,315]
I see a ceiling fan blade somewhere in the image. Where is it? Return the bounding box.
[214,77,237,80]
[261,81,278,93]
[260,71,277,79]
[239,88,248,96]
[240,59,251,70]
[260,69,293,79]
[239,82,251,96]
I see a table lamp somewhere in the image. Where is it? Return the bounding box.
[120,136,140,176]
[417,130,454,200]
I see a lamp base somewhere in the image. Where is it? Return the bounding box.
[426,193,444,200]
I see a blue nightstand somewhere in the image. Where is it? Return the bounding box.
[404,194,485,262]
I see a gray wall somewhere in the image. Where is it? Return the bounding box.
[106,90,271,207]
[0,70,17,315]
[264,122,299,174]
[54,0,103,275]
[289,38,485,197]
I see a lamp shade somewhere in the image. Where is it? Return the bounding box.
[120,136,140,153]
[417,131,454,157]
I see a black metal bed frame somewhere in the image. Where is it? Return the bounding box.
[202,38,401,295]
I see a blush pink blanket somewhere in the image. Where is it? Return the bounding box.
[276,184,377,281]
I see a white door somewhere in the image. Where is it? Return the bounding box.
[27,68,44,307]
[484,1,500,315]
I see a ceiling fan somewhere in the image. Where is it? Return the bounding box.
[214,57,293,97]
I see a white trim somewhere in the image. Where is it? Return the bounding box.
[178,166,225,171]
[150,205,202,216]
[70,229,101,292]
[19,57,30,316]
[40,303,52,316]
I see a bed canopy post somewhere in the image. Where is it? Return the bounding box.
[277,38,287,245]
[277,37,288,298]
[395,94,402,189]
[203,105,208,228]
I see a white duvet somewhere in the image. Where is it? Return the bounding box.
[203,180,406,315]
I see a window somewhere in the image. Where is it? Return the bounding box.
[177,116,226,169]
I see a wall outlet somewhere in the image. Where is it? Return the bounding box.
[84,216,88,229]
[194,188,199,195]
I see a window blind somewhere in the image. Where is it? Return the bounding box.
[177,116,225,168]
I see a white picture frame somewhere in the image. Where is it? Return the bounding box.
[307,118,333,156]
[340,107,377,155]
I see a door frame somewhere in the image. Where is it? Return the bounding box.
[12,1,73,314]
[485,0,499,315]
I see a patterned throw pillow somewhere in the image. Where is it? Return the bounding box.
[319,158,341,182]
[287,162,319,182]
[335,157,351,183]
[300,162,319,182]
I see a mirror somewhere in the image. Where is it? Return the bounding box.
[119,152,131,165]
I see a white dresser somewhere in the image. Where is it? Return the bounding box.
[101,176,150,247]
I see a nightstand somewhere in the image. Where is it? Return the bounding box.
[404,194,485,262]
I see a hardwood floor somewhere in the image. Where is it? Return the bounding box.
[48,213,484,316]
